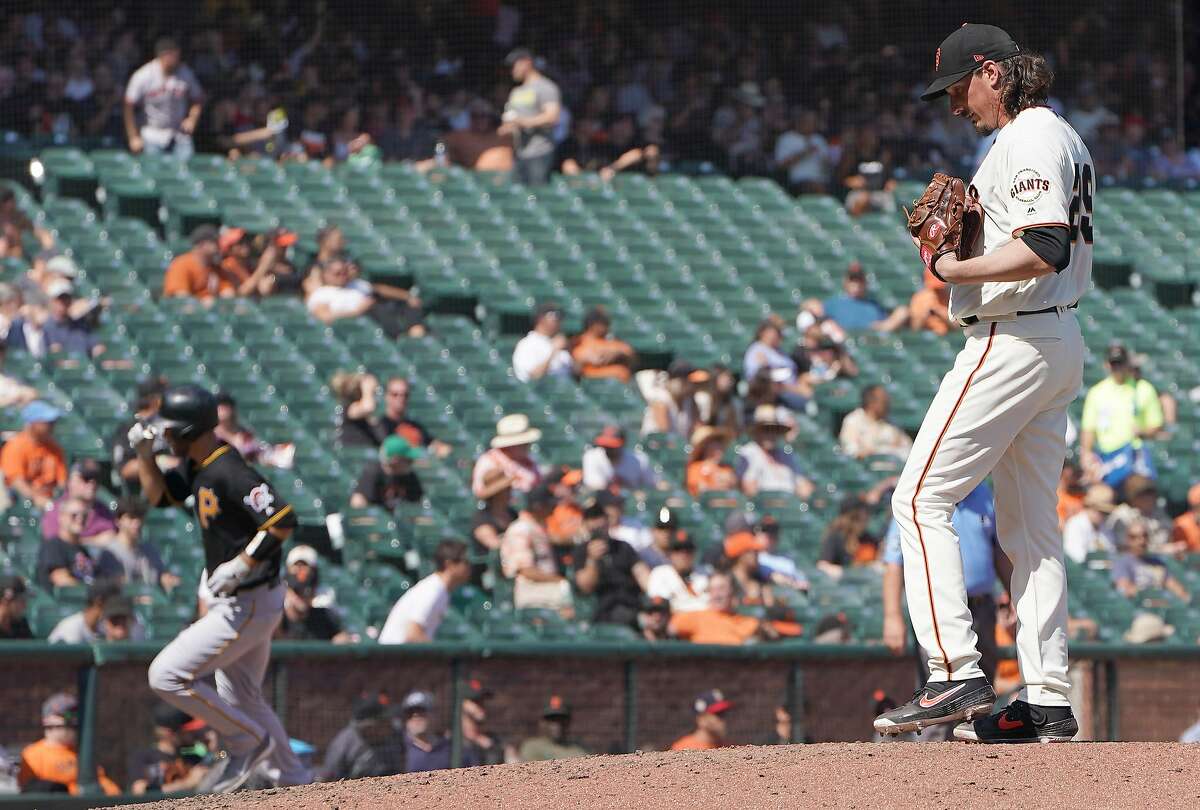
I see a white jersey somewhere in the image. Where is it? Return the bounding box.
[951,106,1094,322]
[124,59,203,134]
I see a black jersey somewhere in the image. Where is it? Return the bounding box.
[159,444,296,578]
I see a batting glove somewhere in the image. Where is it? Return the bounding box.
[127,421,156,449]
[207,555,253,596]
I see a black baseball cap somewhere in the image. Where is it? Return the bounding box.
[153,703,192,731]
[666,530,695,552]
[505,48,534,66]
[920,24,1021,101]
[542,694,571,719]
[465,679,493,702]
[1106,344,1130,365]
[0,574,27,599]
[352,692,391,722]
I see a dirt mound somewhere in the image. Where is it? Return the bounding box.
[131,742,1200,810]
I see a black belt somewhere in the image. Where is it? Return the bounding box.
[961,302,1077,326]
[233,574,279,595]
[967,593,995,609]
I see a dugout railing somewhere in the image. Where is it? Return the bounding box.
[0,639,1197,804]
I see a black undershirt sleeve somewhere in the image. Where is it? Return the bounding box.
[1020,225,1071,272]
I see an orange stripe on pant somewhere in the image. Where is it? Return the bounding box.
[909,322,997,678]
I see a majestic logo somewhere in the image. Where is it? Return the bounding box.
[243,483,276,516]
[1010,168,1051,203]
[934,48,941,71]
[197,486,221,529]
[918,683,967,708]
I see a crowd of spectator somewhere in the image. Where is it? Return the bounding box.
[1,2,1196,195]
[8,679,801,792]
[0,1,1198,792]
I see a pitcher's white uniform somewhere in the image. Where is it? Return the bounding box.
[892,106,1094,707]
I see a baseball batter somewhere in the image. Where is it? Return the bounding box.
[874,23,1093,743]
[133,385,311,790]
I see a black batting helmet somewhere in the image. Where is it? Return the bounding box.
[154,384,218,441]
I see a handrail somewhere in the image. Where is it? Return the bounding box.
[7,638,1194,667]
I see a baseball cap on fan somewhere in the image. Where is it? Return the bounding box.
[920,23,1021,101]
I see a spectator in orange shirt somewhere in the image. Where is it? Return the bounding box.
[816,496,878,580]
[217,227,282,298]
[1057,461,1086,529]
[162,225,227,300]
[571,306,635,382]
[908,269,953,335]
[19,693,120,795]
[670,689,733,751]
[1,400,67,507]
[1172,483,1200,553]
[668,571,776,645]
[685,426,737,497]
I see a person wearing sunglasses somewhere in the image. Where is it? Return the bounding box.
[1111,519,1191,602]
[35,496,98,589]
[40,458,116,545]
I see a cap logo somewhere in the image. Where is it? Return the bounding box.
[973,54,985,62]
[934,48,941,70]
[550,695,563,709]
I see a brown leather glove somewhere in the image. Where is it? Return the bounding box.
[905,172,983,280]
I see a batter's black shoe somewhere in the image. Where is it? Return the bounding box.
[211,735,275,793]
[954,699,1078,743]
[873,677,995,735]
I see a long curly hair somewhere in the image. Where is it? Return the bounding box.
[997,53,1054,117]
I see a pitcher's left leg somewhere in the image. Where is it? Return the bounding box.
[991,405,1071,707]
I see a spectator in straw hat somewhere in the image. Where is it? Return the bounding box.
[472,414,543,497]
[581,425,658,493]
[686,425,738,497]
[736,405,813,500]
[1063,484,1118,564]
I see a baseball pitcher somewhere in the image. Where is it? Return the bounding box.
[874,23,1093,743]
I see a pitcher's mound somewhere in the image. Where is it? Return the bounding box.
[132,742,1200,809]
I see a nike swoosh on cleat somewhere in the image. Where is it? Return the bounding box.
[917,683,968,708]
[997,716,1024,730]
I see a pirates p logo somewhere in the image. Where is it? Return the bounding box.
[197,486,221,529]
[935,48,941,71]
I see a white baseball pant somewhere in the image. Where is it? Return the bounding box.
[148,583,310,783]
[891,309,1083,708]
